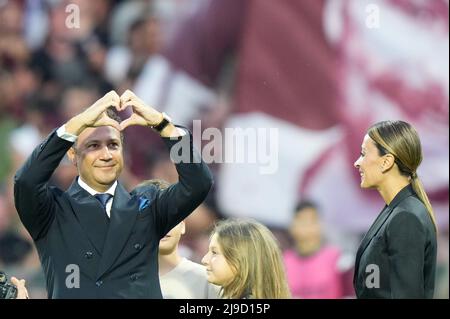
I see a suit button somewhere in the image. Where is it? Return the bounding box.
[85,251,93,259]
[134,243,141,250]
[130,274,139,281]
[96,280,103,287]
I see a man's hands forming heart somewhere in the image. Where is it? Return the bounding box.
[118,90,164,131]
[64,90,165,136]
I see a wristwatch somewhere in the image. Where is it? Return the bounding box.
[152,112,172,132]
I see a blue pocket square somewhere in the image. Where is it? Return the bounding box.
[138,197,150,211]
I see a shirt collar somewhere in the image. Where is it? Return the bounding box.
[77,177,117,196]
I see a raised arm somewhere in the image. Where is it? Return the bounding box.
[120,90,213,237]
[154,130,213,238]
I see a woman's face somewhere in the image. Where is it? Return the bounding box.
[201,233,236,287]
[354,134,385,189]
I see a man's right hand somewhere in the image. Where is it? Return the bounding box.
[65,90,122,136]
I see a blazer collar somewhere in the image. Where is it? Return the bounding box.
[66,179,110,254]
[77,177,117,197]
[359,184,416,251]
[387,183,415,209]
[67,179,140,280]
[67,177,85,197]
[354,184,416,284]
[95,182,139,279]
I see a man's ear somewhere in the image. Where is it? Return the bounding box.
[67,147,77,167]
[381,154,395,172]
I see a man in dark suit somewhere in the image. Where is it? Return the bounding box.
[13,90,213,298]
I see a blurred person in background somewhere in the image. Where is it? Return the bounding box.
[202,218,291,299]
[0,226,47,299]
[284,200,354,298]
[353,120,437,298]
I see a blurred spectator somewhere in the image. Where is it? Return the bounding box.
[106,15,163,87]
[0,101,17,183]
[9,98,54,172]
[0,226,47,299]
[284,200,354,298]
[0,231,32,266]
[0,193,12,233]
[60,85,98,120]
[147,152,179,183]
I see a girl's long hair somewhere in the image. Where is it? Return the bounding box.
[213,218,291,299]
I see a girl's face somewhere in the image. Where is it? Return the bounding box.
[201,233,236,287]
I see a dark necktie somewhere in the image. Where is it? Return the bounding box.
[95,193,113,211]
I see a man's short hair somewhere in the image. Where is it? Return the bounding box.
[294,199,319,216]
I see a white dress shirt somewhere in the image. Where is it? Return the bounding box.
[78,178,117,218]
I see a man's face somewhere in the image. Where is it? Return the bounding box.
[68,126,124,192]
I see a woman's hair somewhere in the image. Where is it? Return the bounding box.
[212,218,291,299]
[367,120,437,230]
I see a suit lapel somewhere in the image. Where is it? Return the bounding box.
[353,185,416,284]
[96,182,139,279]
[66,180,110,255]
[353,205,392,281]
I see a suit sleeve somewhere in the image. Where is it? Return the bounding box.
[152,127,214,238]
[14,130,74,240]
[386,210,426,298]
